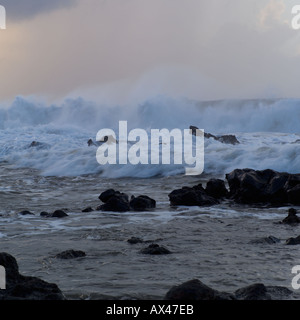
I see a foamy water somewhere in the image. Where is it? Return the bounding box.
[0,96,300,177]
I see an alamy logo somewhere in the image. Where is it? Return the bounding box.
[292,5,300,30]
[96,122,204,176]
[0,5,6,30]
[0,265,5,289]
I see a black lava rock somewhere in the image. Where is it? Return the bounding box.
[168,184,219,206]
[165,279,234,300]
[0,252,65,300]
[129,195,156,211]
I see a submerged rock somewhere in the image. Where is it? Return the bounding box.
[282,208,300,225]
[249,235,281,245]
[235,283,293,300]
[29,141,51,150]
[165,279,234,300]
[165,279,293,300]
[168,184,219,207]
[0,252,65,300]
[55,250,86,259]
[286,235,300,245]
[127,237,144,244]
[82,207,94,213]
[40,210,68,218]
[140,244,172,255]
[18,210,34,216]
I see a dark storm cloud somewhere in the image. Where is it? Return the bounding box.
[1,0,77,20]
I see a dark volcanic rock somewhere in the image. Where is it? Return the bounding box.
[190,126,239,145]
[165,279,293,301]
[98,189,156,212]
[40,210,68,218]
[226,168,300,205]
[52,210,68,218]
[205,179,229,199]
[130,195,156,211]
[235,283,293,300]
[98,189,130,212]
[127,237,144,244]
[82,207,94,213]
[140,244,172,255]
[18,210,34,216]
[286,235,300,245]
[168,184,219,206]
[55,250,86,259]
[282,208,300,225]
[0,252,65,300]
[165,279,234,300]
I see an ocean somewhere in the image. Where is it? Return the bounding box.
[0,95,300,299]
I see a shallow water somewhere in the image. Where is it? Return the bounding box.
[1,165,300,300]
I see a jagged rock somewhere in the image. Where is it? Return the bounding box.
[168,184,219,206]
[97,190,130,212]
[140,244,172,255]
[0,252,65,300]
[165,279,293,301]
[165,279,234,300]
[189,126,240,145]
[55,250,86,259]
[226,168,300,205]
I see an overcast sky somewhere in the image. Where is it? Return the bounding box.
[0,0,300,104]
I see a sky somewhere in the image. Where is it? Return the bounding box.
[0,0,300,104]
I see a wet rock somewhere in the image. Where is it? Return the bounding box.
[82,207,94,213]
[55,250,86,259]
[98,189,130,212]
[249,235,281,244]
[98,189,156,212]
[226,168,300,205]
[190,126,239,145]
[0,252,65,300]
[140,244,172,255]
[286,235,300,245]
[282,208,300,224]
[98,193,130,212]
[130,195,156,211]
[234,283,293,300]
[40,210,68,218]
[205,179,229,199]
[168,184,219,207]
[165,279,234,300]
[127,237,144,244]
[18,210,34,216]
